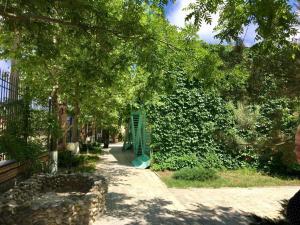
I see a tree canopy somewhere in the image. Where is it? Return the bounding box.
[0,0,180,143]
[1,0,300,175]
[186,0,298,45]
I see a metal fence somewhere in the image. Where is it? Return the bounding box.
[0,69,23,161]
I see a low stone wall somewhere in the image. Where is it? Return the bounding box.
[0,173,108,225]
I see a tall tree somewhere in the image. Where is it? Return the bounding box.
[0,0,177,148]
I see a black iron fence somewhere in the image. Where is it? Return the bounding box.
[0,69,25,161]
[0,68,51,162]
[0,69,22,131]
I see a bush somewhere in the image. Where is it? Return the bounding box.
[218,99,299,173]
[89,142,102,154]
[151,153,199,171]
[258,98,299,136]
[147,75,236,170]
[255,98,299,174]
[199,151,224,169]
[0,134,44,162]
[58,151,100,173]
[172,166,219,181]
[80,142,102,154]
[147,74,300,174]
[0,133,46,176]
[58,151,84,168]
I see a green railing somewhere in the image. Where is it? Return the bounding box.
[123,111,151,169]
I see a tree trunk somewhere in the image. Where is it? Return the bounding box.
[103,129,110,148]
[58,102,67,150]
[50,86,59,151]
[92,120,96,143]
[9,31,20,101]
[71,111,79,142]
[9,60,19,100]
[49,86,59,174]
[71,83,80,143]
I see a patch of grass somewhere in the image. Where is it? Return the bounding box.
[75,154,100,173]
[73,164,97,173]
[81,155,100,163]
[173,166,218,181]
[158,168,300,188]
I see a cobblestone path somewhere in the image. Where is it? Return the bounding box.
[94,144,299,225]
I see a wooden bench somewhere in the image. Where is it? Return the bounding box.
[0,153,49,185]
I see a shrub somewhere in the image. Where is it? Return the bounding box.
[81,142,102,154]
[0,134,44,162]
[58,151,84,168]
[89,142,102,154]
[219,99,299,173]
[147,74,300,174]
[258,98,299,136]
[147,75,236,170]
[199,151,225,169]
[255,98,300,174]
[0,133,46,176]
[172,166,219,181]
[151,153,199,171]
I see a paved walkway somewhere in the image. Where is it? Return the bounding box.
[94,144,299,225]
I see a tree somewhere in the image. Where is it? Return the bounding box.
[0,0,178,151]
[185,0,297,45]
[182,0,300,102]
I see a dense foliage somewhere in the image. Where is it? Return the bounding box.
[58,151,85,169]
[0,0,300,177]
[147,54,300,172]
[141,0,300,173]
[0,0,177,146]
[147,75,239,170]
[186,0,297,45]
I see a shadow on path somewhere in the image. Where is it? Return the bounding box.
[248,200,290,225]
[96,147,134,187]
[104,192,254,225]
[97,145,292,225]
[108,146,134,167]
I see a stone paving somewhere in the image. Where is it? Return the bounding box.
[94,144,300,225]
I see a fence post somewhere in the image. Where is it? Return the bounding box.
[23,87,30,143]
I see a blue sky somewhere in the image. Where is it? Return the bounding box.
[164,0,299,46]
[0,60,11,72]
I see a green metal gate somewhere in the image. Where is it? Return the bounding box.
[123,111,150,169]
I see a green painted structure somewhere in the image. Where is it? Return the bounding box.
[123,111,151,169]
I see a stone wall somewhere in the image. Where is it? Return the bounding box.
[0,173,108,225]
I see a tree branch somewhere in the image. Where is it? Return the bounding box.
[0,5,182,52]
